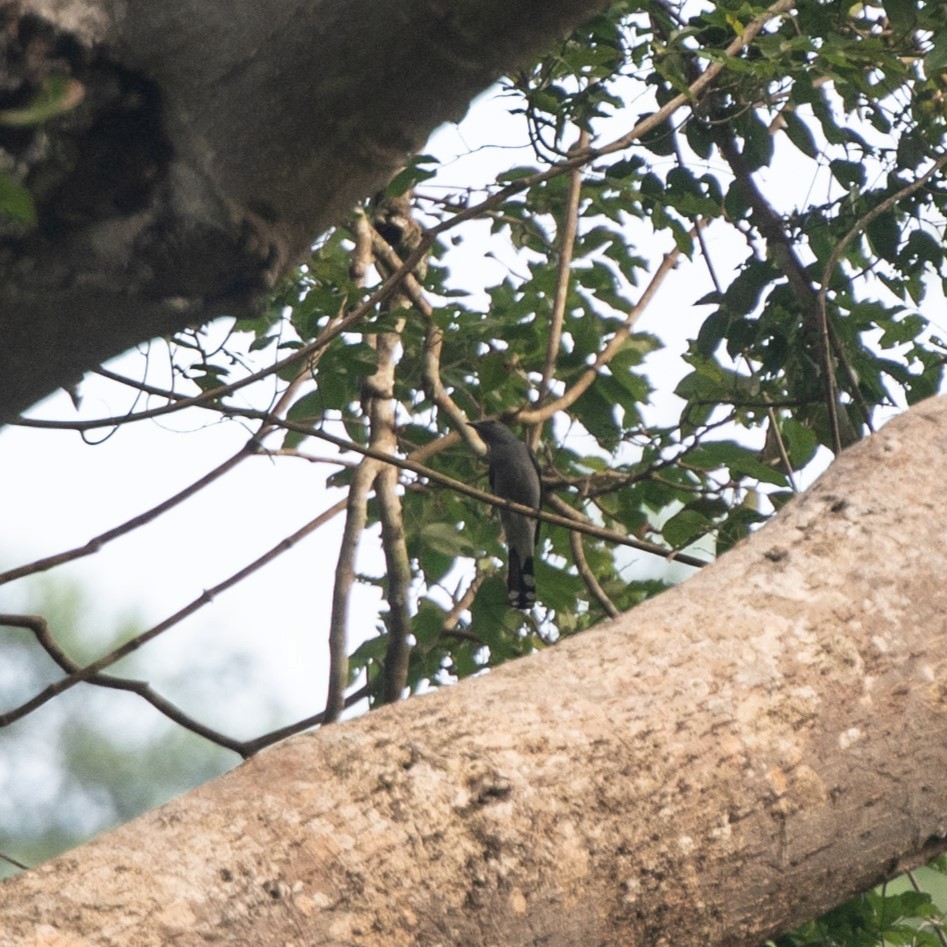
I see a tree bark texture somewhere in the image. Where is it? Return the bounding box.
[0,0,610,417]
[3,396,947,945]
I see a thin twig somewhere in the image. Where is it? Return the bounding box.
[0,850,29,871]
[540,128,589,417]
[518,234,690,425]
[1,610,373,757]
[765,406,798,493]
[0,498,347,728]
[253,448,358,467]
[239,682,373,755]
[569,528,621,619]
[0,613,251,755]
[421,0,796,245]
[3,235,435,432]
[0,444,253,586]
[439,574,485,638]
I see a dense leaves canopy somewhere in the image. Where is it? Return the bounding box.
[230,0,947,686]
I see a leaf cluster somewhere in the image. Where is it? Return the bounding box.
[207,0,947,700]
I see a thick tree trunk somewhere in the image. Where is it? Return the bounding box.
[0,0,609,417]
[3,397,946,946]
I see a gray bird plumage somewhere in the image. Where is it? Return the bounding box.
[469,420,542,609]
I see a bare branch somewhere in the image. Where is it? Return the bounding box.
[518,235,688,425]
[0,444,253,587]
[569,529,621,619]
[326,458,378,722]
[376,461,412,704]
[238,682,373,756]
[1,611,374,758]
[539,128,589,423]
[0,498,347,728]
[369,233,475,445]
[0,850,29,872]
[269,416,708,567]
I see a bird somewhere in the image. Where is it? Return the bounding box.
[468,419,542,609]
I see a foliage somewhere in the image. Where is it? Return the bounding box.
[228,0,947,699]
[2,0,947,940]
[768,861,947,946]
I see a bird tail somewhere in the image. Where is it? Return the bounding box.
[507,549,536,609]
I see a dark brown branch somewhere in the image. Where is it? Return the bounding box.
[710,118,864,454]
[238,682,373,756]
[0,611,372,759]
[0,850,29,872]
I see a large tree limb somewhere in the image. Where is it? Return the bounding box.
[0,0,610,417]
[3,395,947,945]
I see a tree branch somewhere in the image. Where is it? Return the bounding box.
[568,527,620,619]
[538,129,589,417]
[0,498,347,728]
[0,444,253,586]
[518,234,688,425]
[5,394,946,946]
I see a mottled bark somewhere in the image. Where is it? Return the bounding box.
[0,0,610,417]
[3,396,946,946]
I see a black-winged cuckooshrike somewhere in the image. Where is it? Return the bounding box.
[469,420,542,609]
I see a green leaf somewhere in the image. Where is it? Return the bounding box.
[384,154,440,196]
[638,113,676,157]
[688,440,788,486]
[661,508,711,548]
[0,173,36,228]
[684,119,715,160]
[286,390,324,424]
[724,259,780,316]
[781,418,819,468]
[782,111,819,159]
[829,158,865,190]
[0,76,84,126]
[866,211,901,263]
[497,165,540,184]
[741,111,774,171]
[924,30,947,78]
[412,600,447,647]
[882,0,916,33]
[420,522,477,558]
